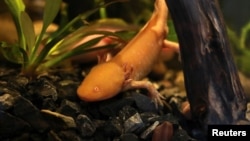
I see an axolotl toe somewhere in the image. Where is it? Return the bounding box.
[77,0,179,107]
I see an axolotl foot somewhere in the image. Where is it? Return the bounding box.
[124,79,165,108]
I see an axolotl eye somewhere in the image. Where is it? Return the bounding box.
[93,86,100,92]
[77,83,104,102]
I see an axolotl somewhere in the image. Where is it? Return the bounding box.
[77,0,179,106]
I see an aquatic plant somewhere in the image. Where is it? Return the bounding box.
[0,0,126,77]
[227,22,250,77]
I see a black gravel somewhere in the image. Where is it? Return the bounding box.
[1,61,246,141]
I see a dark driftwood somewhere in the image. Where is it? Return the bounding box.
[166,0,247,125]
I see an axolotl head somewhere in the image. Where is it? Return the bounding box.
[77,62,125,102]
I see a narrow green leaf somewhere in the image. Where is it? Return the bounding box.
[240,22,250,49]
[4,0,25,21]
[41,39,117,70]
[49,30,124,56]
[18,47,29,69]
[31,0,62,60]
[69,36,106,52]
[227,27,242,54]
[38,36,105,70]
[4,0,26,49]
[20,12,35,54]
[31,34,65,67]
[43,0,62,30]
[50,0,127,41]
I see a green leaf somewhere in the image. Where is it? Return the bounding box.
[4,0,26,49]
[227,27,243,55]
[40,37,117,70]
[0,42,23,64]
[31,0,62,60]
[240,22,250,49]
[50,0,126,41]
[4,0,25,21]
[20,12,35,54]
[50,36,105,64]
[49,30,124,56]
[48,18,130,58]
[43,0,62,31]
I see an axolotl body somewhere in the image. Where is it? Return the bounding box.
[77,0,178,106]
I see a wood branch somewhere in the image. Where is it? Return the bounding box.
[165,0,247,125]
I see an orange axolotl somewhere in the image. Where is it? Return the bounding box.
[77,0,179,106]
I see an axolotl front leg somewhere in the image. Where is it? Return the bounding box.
[121,63,165,107]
